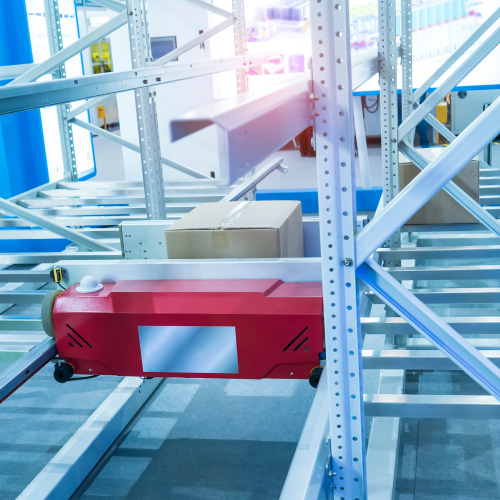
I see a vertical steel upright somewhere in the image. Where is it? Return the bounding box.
[126,0,166,220]
[310,1,366,498]
[401,0,413,144]
[44,0,78,181]
[378,0,400,250]
[232,0,256,200]
[232,0,248,94]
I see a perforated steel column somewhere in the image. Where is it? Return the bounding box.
[44,0,78,180]
[310,0,366,498]
[127,0,166,220]
[232,0,247,94]
[379,0,400,253]
[401,0,413,144]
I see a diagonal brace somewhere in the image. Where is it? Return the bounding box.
[183,0,232,17]
[89,0,126,12]
[9,11,128,85]
[413,6,500,103]
[71,118,210,179]
[399,24,500,139]
[152,17,234,66]
[356,95,500,265]
[399,140,500,238]
[0,197,116,252]
[423,113,492,169]
[357,259,500,401]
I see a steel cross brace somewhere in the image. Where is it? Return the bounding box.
[398,141,500,238]
[352,98,500,406]
[413,6,500,103]
[357,260,500,401]
[399,23,500,139]
[423,113,493,170]
[357,95,500,264]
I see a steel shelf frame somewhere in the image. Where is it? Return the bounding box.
[3,1,500,499]
[0,0,270,205]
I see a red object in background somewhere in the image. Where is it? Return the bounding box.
[52,280,324,380]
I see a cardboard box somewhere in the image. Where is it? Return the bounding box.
[399,148,479,225]
[165,200,304,259]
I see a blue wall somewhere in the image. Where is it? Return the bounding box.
[0,1,49,199]
[0,2,68,252]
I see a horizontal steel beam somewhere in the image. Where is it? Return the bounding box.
[364,394,500,419]
[0,215,148,228]
[366,287,500,304]
[358,259,500,400]
[0,319,44,331]
[0,337,56,402]
[406,338,500,350]
[480,196,500,206]
[19,194,222,208]
[0,291,47,305]
[378,245,500,261]
[59,258,323,285]
[481,186,500,195]
[0,230,119,241]
[361,316,500,335]
[1,52,270,116]
[362,349,500,370]
[0,334,49,344]
[56,179,223,190]
[30,203,194,217]
[387,264,500,281]
[416,233,500,246]
[479,177,500,187]
[0,67,164,115]
[0,252,121,265]
[480,169,500,177]
[0,270,49,283]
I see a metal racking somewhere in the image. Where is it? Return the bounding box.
[1,0,500,498]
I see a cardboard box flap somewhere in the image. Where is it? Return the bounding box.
[167,201,302,231]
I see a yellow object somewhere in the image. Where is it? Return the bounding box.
[97,106,106,119]
[436,102,447,123]
[50,267,63,283]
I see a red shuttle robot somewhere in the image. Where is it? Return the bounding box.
[42,279,325,384]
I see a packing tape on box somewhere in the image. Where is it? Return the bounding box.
[209,201,256,250]
[217,201,255,230]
